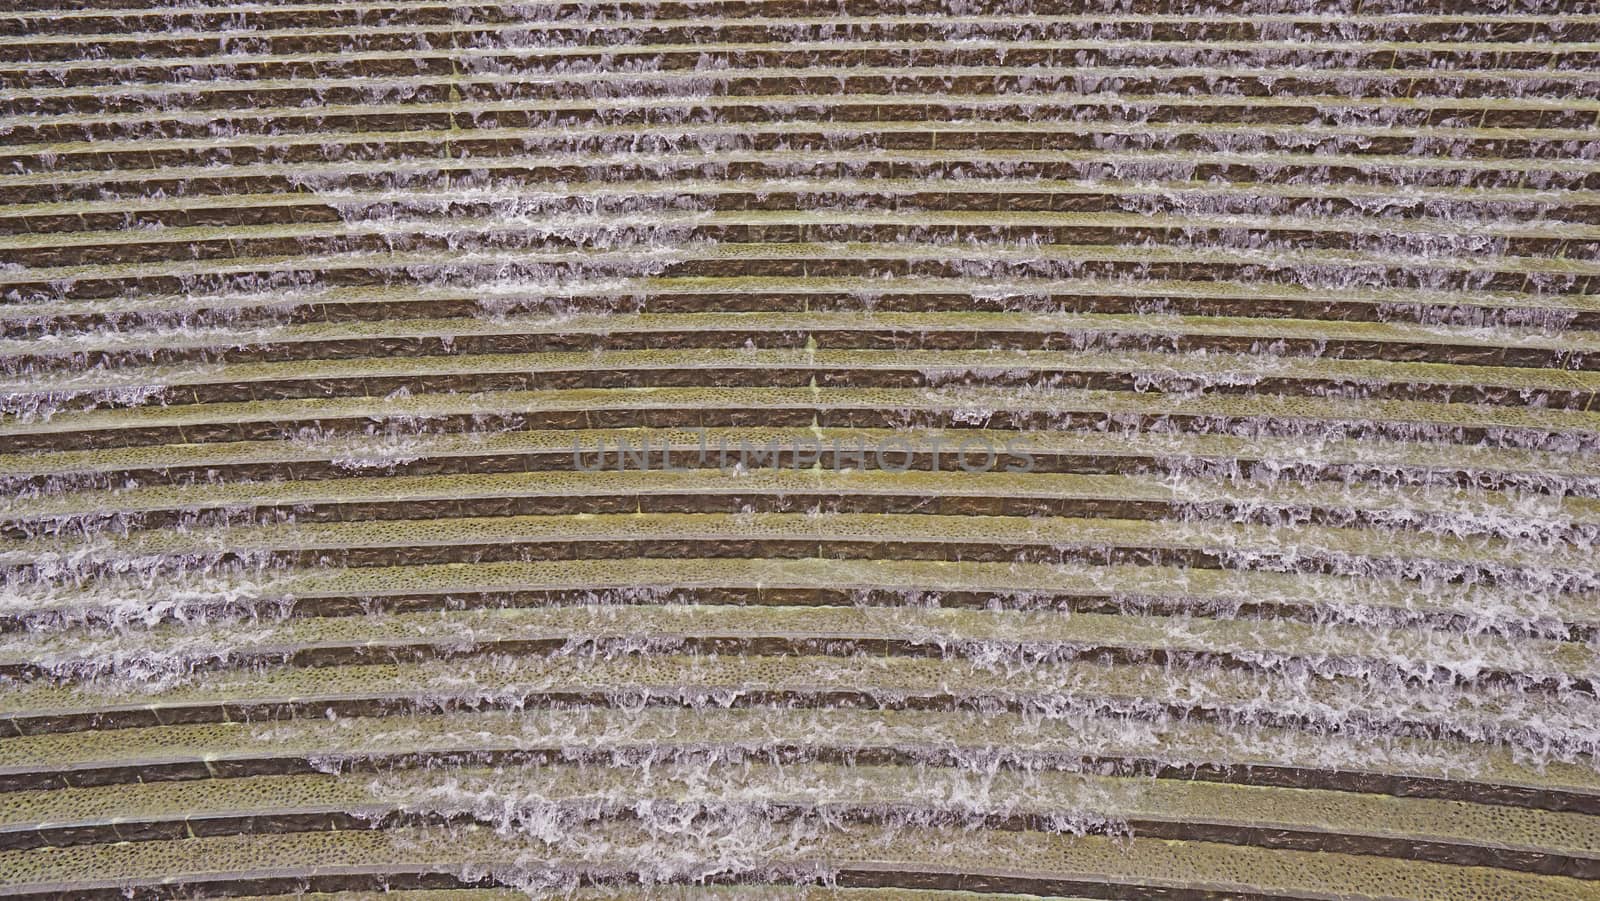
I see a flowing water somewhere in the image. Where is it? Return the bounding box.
[0,0,1598,898]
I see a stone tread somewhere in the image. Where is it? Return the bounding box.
[8,118,1595,160]
[224,891,1023,901]
[5,210,1593,254]
[6,278,1594,320]
[2,0,1596,891]
[5,54,1597,103]
[2,648,1591,749]
[3,386,1594,442]
[5,3,1596,22]
[1,176,1592,220]
[11,92,1600,134]
[8,467,1593,524]
[8,57,1600,104]
[10,311,1597,357]
[4,245,1591,299]
[1,426,1592,485]
[0,818,1594,900]
[3,707,1594,799]
[0,764,1594,863]
[3,603,1591,682]
[5,148,1595,197]
[133,895,1090,901]
[7,24,1599,52]
[7,509,1594,575]
[9,349,1598,402]
[6,555,1594,632]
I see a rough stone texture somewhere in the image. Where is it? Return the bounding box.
[0,0,1598,897]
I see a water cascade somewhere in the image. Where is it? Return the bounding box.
[0,0,1598,898]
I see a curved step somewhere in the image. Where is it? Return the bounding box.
[11,79,1599,140]
[2,246,1588,308]
[6,350,1596,422]
[6,280,1594,338]
[3,386,1594,457]
[2,1,1593,24]
[3,215,1589,285]
[8,509,1595,589]
[0,762,1594,876]
[0,814,1595,899]
[7,468,1593,541]
[8,311,1595,373]
[3,705,1598,809]
[7,147,1595,205]
[12,89,1600,132]
[4,179,1594,243]
[2,0,1595,894]
[7,120,1594,176]
[4,644,1594,761]
[3,424,1595,490]
[6,554,1595,642]
[4,603,1591,690]
[7,18,1597,56]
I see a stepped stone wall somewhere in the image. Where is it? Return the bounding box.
[1,0,1598,898]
